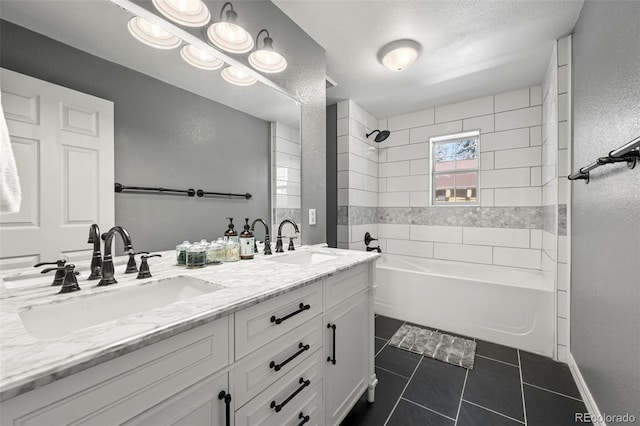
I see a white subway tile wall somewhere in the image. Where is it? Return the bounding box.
[272,122,302,244]
[337,100,381,249]
[373,86,544,269]
[338,65,572,361]
[540,35,573,361]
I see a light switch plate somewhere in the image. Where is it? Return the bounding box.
[309,209,316,225]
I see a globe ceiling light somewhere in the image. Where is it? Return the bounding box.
[127,16,182,49]
[221,66,257,86]
[207,2,254,54]
[152,0,211,27]
[377,39,422,72]
[249,29,287,73]
[180,44,224,70]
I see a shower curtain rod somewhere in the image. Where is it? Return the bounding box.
[568,135,639,184]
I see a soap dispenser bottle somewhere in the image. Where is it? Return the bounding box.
[224,217,239,243]
[239,218,255,260]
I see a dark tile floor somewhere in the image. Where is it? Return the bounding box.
[341,315,591,426]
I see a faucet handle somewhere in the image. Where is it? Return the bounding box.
[137,254,162,279]
[37,260,68,286]
[34,259,67,268]
[287,236,297,251]
[364,232,378,246]
[125,251,149,274]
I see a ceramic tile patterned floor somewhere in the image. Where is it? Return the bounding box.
[341,315,591,426]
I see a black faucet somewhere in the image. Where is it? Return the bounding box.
[87,224,102,280]
[98,226,133,287]
[250,218,272,255]
[275,219,300,253]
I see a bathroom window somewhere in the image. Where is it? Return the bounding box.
[430,131,480,205]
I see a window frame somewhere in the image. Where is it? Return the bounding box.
[429,130,481,206]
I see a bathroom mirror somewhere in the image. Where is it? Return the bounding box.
[0,0,301,260]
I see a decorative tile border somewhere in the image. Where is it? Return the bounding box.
[378,206,543,229]
[543,205,557,234]
[275,208,301,228]
[349,206,378,226]
[338,206,543,229]
[337,206,349,225]
[558,204,567,236]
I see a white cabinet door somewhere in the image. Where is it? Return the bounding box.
[0,68,114,270]
[324,290,369,426]
[125,370,232,426]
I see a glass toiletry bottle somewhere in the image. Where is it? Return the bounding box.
[239,218,255,260]
[224,240,240,262]
[208,241,224,265]
[186,243,207,268]
[224,217,239,243]
[176,241,191,265]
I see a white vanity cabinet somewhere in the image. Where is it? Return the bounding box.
[324,265,371,426]
[0,316,231,426]
[0,260,376,426]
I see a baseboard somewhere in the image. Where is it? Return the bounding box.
[567,352,606,426]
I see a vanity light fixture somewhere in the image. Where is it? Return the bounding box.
[127,16,182,49]
[180,44,224,70]
[249,29,287,73]
[377,39,421,72]
[221,66,257,86]
[152,0,211,27]
[207,2,254,54]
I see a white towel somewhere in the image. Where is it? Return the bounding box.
[0,92,22,213]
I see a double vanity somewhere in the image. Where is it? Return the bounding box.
[0,246,379,425]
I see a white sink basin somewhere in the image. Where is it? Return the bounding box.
[18,276,223,340]
[269,251,340,267]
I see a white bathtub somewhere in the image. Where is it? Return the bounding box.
[375,254,555,357]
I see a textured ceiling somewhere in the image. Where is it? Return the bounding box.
[273,0,584,119]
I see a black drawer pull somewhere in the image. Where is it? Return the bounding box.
[271,303,310,325]
[327,323,337,365]
[270,342,311,372]
[218,391,231,426]
[298,412,310,426]
[270,377,311,413]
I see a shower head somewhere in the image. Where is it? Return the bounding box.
[366,129,390,143]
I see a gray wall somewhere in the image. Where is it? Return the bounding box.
[1,20,270,252]
[238,1,327,245]
[326,104,337,247]
[571,0,640,419]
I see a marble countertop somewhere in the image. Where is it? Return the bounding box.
[0,245,379,401]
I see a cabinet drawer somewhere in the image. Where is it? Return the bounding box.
[235,348,324,426]
[235,282,322,360]
[274,379,324,426]
[1,317,229,426]
[232,316,323,408]
[123,370,229,426]
[324,264,368,310]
